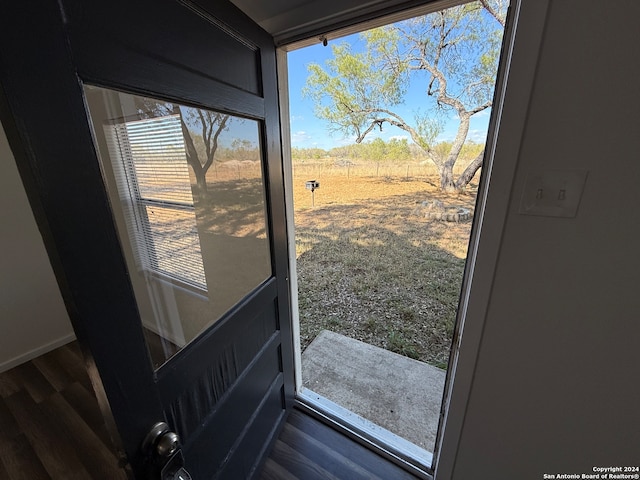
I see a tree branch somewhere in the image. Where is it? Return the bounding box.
[455,148,485,188]
[412,41,467,114]
[469,101,492,115]
[197,109,212,162]
[479,0,506,27]
[355,122,379,143]
[202,115,228,174]
[352,107,442,164]
[444,113,471,169]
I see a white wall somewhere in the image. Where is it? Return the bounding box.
[0,122,74,372]
[452,0,640,477]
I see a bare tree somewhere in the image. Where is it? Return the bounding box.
[137,99,229,196]
[178,108,228,195]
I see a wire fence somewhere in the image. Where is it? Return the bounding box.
[292,159,478,182]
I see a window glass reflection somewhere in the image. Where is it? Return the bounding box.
[84,86,272,368]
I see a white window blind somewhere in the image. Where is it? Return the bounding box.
[105,114,207,291]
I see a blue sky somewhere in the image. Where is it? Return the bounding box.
[286,35,493,151]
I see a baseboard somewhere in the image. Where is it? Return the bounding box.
[0,332,77,373]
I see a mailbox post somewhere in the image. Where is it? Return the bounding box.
[305,180,320,207]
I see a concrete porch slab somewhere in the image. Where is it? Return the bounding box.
[301,330,446,452]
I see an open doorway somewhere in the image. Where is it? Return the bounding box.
[281,0,509,472]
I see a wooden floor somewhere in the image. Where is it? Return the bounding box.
[0,343,421,480]
[0,342,127,480]
[258,408,420,480]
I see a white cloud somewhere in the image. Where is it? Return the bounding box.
[468,129,488,142]
[291,130,312,145]
[389,135,409,141]
[435,130,487,143]
[435,133,454,142]
[290,115,305,123]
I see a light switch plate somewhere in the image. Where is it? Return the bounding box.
[519,169,588,218]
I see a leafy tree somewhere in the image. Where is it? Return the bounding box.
[368,137,387,162]
[291,147,328,160]
[387,138,412,161]
[304,1,507,191]
[229,138,259,161]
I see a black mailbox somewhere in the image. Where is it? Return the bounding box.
[305,180,320,192]
[305,180,320,206]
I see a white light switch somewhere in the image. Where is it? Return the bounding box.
[519,169,588,218]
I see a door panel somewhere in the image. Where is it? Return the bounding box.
[0,0,293,478]
[67,0,263,91]
[67,0,265,118]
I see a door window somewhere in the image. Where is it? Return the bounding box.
[84,86,272,368]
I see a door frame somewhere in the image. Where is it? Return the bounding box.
[274,0,551,477]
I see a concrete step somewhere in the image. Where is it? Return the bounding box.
[301,329,446,452]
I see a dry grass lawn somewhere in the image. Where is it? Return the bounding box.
[293,160,478,368]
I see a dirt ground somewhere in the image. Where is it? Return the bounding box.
[292,161,478,367]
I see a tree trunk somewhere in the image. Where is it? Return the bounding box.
[193,168,208,196]
[439,163,457,192]
[438,113,470,192]
[179,116,209,198]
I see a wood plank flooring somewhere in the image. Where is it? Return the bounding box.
[257,408,421,480]
[1,343,421,480]
[0,343,128,480]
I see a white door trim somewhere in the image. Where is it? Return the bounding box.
[433,0,551,477]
